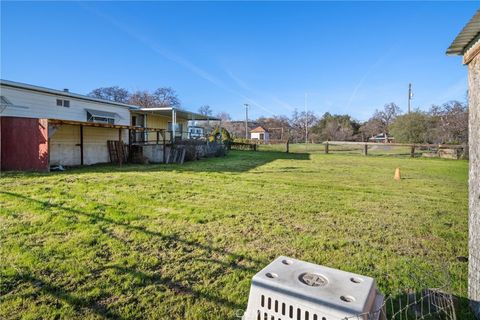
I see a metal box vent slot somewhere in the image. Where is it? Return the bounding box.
[244,256,384,320]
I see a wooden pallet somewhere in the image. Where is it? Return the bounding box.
[165,146,186,164]
[107,140,127,164]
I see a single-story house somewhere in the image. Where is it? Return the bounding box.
[0,79,215,171]
[250,126,269,142]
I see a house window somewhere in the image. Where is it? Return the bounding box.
[168,122,183,136]
[89,116,114,124]
[57,99,70,107]
[86,109,116,124]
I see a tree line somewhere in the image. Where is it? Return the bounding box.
[88,86,181,109]
[224,101,468,145]
[88,86,468,145]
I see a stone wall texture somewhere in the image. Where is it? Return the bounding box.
[467,41,480,319]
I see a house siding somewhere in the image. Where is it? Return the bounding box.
[49,125,128,166]
[134,113,188,142]
[251,131,270,141]
[146,114,169,142]
[1,83,131,169]
[0,85,131,126]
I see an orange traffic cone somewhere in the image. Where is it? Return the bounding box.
[394,168,401,180]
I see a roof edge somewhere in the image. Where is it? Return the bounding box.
[447,10,480,55]
[0,79,140,109]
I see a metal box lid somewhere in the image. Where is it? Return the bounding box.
[250,256,379,318]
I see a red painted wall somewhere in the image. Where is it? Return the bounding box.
[0,117,49,171]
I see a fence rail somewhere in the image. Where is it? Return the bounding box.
[322,141,465,158]
[323,141,464,148]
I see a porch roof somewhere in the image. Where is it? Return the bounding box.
[133,107,220,121]
[48,119,165,131]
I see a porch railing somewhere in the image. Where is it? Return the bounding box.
[129,129,210,145]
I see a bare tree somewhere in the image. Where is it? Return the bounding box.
[289,109,318,143]
[256,116,291,140]
[153,87,181,108]
[372,102,401,134]
[198,105,213,117]
[360,118,384,140]
[88,86,130,103]
[429,101,468,144]
[128,90,157,108]
[216,112,231,121]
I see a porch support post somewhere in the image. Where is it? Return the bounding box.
[128,129,132,148]
[163,131,166,163]
[80,125,84,165]
[172,108,176,143]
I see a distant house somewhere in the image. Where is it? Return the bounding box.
[187,121,205,139]
[250,126,269,142]
[368,133,394,143]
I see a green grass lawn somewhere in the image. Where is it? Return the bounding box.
[0,151,471,319]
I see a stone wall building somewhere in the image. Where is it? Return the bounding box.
[447,10,480,319]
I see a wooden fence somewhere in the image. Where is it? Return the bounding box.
[322,141,464,158]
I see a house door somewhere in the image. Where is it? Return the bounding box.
[132,115,145,142]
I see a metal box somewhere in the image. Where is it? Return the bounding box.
[243,256,384,320]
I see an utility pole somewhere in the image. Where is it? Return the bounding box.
[305,93,308,144]
[408,83,413,113]
[244,103,249,139]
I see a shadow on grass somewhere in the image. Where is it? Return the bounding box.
[2,273,124,320]
[1,151,310,177]
[1,191,266,314]
[101,265,245,310]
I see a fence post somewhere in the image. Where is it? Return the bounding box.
[410,146,415,158]
[286,139,290,153]
[363,144,368,156]
[325,142,329,154]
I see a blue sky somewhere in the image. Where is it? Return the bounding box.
[1,1,477,121]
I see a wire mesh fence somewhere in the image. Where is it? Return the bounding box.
[343,264,459,320]
[255,142,466,159]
